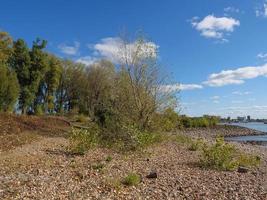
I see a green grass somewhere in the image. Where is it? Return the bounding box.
[122,173,141,186]
[92,162,105,171]
[105,155,113,162]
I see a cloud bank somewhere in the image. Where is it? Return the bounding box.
[203,64,267,87]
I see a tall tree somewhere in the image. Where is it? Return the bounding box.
[81,60,115,122]
[11,39,32,113]
[117,34,170,129]
[43,55,62,113]
[30,38,49,113]
[56,60,85,113]
[0,31,13,63]
[0,63,19,112]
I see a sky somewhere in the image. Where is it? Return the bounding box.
[1,0,267,119]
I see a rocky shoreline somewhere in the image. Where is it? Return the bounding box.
[180,124,266,138]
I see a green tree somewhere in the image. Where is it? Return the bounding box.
[117,34,176,130]
[81,60,115,123]
[44,55,62,113]
[10,39,32,113]
[0,31,13,63]
[0,63,19,112]
[30,38,49,114]
[56,60,85,113]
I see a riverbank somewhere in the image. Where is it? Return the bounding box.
[179,124,266,138]
[0,119,266,199]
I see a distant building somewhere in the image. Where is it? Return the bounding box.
[237,116,246,122]
[247,115,251,121]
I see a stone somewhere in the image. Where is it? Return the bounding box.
[146,171,157,179]
[238,166,249,173]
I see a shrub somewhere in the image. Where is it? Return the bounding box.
[237,154,261,168]
[188,138,204,151]
[179,116,219,128]
[75,114,88,123]
[100,124,140,151]
[68,124,100,155]
[122,173,141,186]
[200,137,239,171]
[180,117,193,128]
[200,137,261,171]
[137,131,165,148]
[175,134,192,145]
[100,124,166,152]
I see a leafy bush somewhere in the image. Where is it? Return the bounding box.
[151,108,182,132]
[180,116,219,128]
[175,134,192,145]
[100,124,166,152]
[137,131,165,148]
[188,138,204,151]
[122,173,141,186]
[237,154,261,168]
[68,124,100,155]
[200,137,261,171]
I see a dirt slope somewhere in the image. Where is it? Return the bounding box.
[0,114,70,152]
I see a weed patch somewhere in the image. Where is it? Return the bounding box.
[200,137,261,171]
[122,172,141,186]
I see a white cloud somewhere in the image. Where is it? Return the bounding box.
[213,100,220,104]
[203,64,267,87]
[90,37,158,64]
[76,56,98,66]
[256,2,267,17]
[232,91,251,95]
[210,96,220,100]
[179,84,203,90]
[58,42,80,56]
[224,7,240,13]
[160,83,203,92]
[257,53,267,61]
[191,15,240,41]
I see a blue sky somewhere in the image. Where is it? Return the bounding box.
[1,0,267,118]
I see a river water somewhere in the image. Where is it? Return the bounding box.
[225,122,267,145]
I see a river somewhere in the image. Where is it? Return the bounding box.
[225,122,267,145]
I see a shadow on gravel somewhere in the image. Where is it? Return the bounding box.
[45,149,84,157]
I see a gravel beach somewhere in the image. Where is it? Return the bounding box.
[0,124,266,200]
